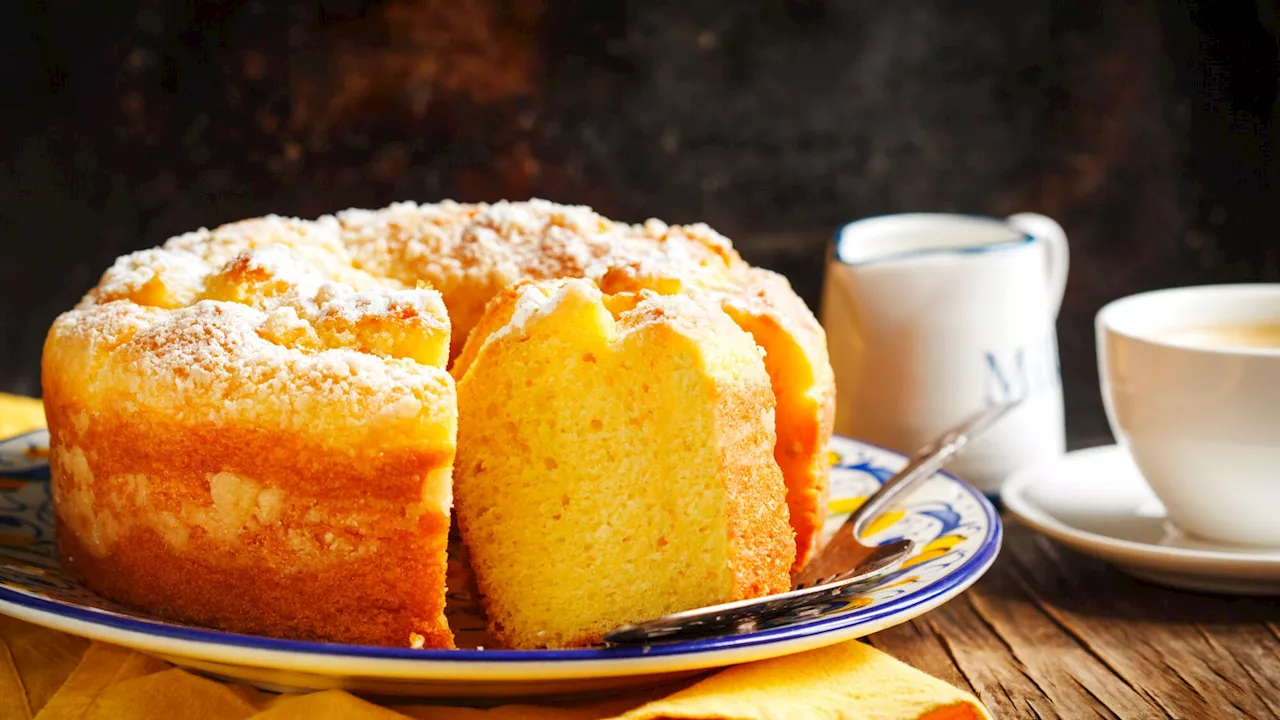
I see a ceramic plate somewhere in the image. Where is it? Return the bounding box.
[1002,444,1280,595]
[0,430,999,699]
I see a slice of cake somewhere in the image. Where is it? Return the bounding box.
[339,200,835,574]
[596,264,837,572]
[452,278,795,649]
[43,235,457,649]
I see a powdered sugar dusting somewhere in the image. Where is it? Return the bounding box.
[335,199,748,355]
[490,280,579,343]
[59,206,453,411]
[53,199,822,423]
[47,299,452,439]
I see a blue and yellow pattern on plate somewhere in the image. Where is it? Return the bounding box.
[0,430,1000,699]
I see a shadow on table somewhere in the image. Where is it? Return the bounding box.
[985,522,1280,627]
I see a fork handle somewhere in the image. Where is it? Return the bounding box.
[850,399,1018,536]
[796,399,1020,587]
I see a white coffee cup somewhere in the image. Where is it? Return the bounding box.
[1097,284,1280,546]
[821,212,1069,494]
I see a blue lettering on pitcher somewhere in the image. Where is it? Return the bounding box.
[982,334,1061,405]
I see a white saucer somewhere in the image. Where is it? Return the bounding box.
[1001,445,1280,595]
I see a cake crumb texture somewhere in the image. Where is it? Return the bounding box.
[453,279,794,649]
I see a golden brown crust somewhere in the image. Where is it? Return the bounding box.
[723,268,836,571]
[43,219,457,648]
[714,377,798,599]
[44,402,454,648]
[58,519,454,649]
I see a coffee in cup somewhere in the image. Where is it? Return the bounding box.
[1097,284,1280,546]
[1156,322,1280,350]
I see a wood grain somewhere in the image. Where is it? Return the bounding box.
[869,521,1280,719]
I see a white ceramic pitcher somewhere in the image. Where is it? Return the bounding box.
[821,212,1069,494]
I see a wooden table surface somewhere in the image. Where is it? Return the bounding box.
[867,517,1280,719]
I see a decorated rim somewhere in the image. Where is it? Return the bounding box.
[0,430,1000,665]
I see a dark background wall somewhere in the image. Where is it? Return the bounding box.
[2,0,1277,443]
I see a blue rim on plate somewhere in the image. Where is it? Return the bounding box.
[0,431,1001,662]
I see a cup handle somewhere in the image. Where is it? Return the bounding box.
[1006,212,1070,319]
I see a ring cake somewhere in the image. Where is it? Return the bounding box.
[42,200,834,649]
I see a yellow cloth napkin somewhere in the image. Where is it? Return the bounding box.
[0,393,990,720]
[0,395,46,438]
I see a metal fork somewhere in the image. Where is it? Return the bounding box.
[602,399,1019,645]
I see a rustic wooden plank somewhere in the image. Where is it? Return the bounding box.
[871,520,1280,718]
[864,614,977,695]
[872,531,1116,717]
[961,568,1160,718]
[1191,622,1280,718]
[927,556,1159,717]
[911,596,1073,719]
[1001,526,1280,719]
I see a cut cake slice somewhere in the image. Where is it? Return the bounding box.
[452,278,795,649]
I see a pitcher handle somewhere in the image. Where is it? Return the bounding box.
[1006,212,1069,319]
